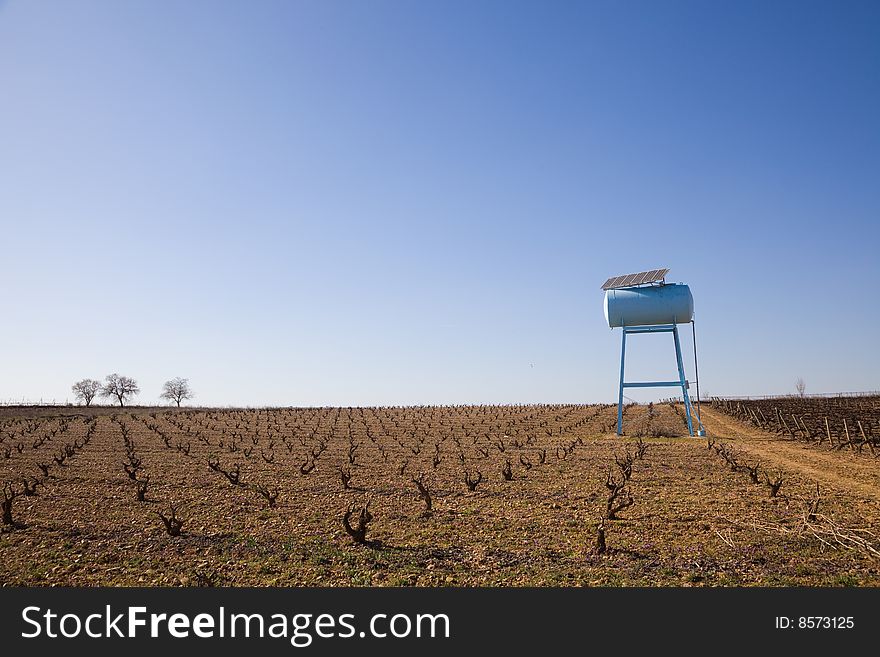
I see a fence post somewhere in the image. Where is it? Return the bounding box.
[858,421,874,455]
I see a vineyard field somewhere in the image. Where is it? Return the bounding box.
[712,396,880,453]
[1,403,878,586]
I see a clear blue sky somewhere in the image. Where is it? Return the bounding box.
[1,0,878,406]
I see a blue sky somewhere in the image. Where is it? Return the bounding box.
[1,0,878,406]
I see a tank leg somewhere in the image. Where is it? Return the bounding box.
[672,325,695,436]
[617,329,626,436]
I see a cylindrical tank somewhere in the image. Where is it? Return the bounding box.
[604,284,694,328]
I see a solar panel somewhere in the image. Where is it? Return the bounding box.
[601,268,669,290]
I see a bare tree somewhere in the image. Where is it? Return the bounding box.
[71,379,102,406]
[594,519,607,555]
[795,377,806,398]
[2,482,20,526]
[605,469,634,520]
[464,469,483,491]
[160,377,194,407]
[251,482,279,508]
[135,477,149,502]
[100,373,140,407]
[764,471,784,498]
[501,458,513,481]
[157,505,184,536]
[411,473,433,517]
[342,501,373,544]
[338,466,353,490]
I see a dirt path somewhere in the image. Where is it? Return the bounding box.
[699,407,880,503]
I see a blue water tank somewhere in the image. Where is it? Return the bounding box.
[604,284,694,328]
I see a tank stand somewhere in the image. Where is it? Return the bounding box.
[616,323,701,437]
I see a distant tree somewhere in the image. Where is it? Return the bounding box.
[100,373,140,407]
[795,377,806,398]
[71,379,101,406]
[160,377,193,407]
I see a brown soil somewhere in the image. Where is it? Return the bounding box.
[1,404,878,587]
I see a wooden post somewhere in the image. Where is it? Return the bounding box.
[843,418,851,450]
[858,420,874,455]
[825,417,834,446]
[781,414,793,438]
[759,409,768,429]
[805,417,814,439]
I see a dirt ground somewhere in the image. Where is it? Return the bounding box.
[1,403,878,586]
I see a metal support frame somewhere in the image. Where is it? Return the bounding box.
[616,323,701,436]
[691,320,705,436]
